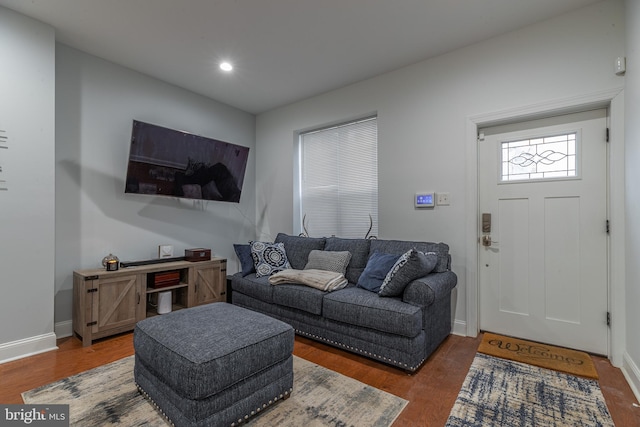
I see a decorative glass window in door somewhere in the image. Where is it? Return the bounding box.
[501,132,577,182]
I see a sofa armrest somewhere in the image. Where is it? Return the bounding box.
[402,271,457,307]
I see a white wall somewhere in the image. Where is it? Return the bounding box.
[624,0,640,399]
[54,45,256,334]
[0,7,56,361]
[256,1,625,334]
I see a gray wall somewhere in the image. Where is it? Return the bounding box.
[624,0,640,398]
[0,7,56,361]
[54,45,256,330]
[256,0,627,366]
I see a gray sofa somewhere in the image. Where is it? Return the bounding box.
[231,233,457,372]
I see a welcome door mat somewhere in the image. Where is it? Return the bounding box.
[22,355,407,427]
[445,353,614,427]
[478,332,598,379]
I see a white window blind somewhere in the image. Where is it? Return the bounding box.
[299,116,378,239]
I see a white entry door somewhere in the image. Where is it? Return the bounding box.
[478,109,609,355]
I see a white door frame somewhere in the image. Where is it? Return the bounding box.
[465,88,625,366]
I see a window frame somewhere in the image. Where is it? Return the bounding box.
[295,115,378,238]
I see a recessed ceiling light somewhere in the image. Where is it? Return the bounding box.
[219,62,233,72]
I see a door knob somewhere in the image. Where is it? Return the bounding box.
[481,235,499,247]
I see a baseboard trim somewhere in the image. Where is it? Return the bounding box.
[54,320,73,339]
[0,333,58,364]
[622,352,640,403]
[452,319,467,337]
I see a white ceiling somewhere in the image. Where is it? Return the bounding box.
[1,0,601,114]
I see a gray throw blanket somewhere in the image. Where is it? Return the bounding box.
[269,269,348,292]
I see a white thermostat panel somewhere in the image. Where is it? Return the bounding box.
[415,192,435,208]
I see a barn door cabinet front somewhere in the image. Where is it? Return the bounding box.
[73,271,143,347]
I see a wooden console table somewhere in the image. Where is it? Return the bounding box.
[73,258,226,346]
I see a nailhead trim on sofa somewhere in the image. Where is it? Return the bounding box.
[295,329,426,372]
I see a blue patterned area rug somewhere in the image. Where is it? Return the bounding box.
[445,353,615,427]
[23,355,407,427]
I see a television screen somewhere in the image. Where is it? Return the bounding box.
[124,120,249,203]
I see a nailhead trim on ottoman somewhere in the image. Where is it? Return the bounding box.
[134,302,294,427]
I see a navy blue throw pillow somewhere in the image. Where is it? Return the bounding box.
[233,244,255,277]
[379,250,438,297]
[356,252,401,293]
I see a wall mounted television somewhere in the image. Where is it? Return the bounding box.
[124,120,250,203]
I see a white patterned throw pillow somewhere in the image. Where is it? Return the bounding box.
[250,241,292,277]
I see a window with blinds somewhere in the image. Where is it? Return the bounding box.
[298,116,378,239]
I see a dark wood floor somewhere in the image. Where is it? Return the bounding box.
[1,332,639,426]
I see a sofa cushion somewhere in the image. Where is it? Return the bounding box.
[304,250,352,275]
[230,273,274,303]
[324,237,371,284]
[356,251,401,292]
[370,239,450,273]
[323,287,422,338]
[379,250,438,297]
[250,241,291,277]
[233,244,255,277]
[272,284,326,315]
[275,233,326,270]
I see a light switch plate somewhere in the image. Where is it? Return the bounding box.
[436,192,450,206]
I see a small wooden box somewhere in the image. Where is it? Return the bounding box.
[185,248,211,262]
[150,270,181,288]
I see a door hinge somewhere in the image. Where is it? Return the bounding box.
[606,128,610,143]
[86,321,97,327]
[606,220,610,234]
[87,288,98,293]
[607,312,611,326]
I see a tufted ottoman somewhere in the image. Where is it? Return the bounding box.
[134,302,294,427]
